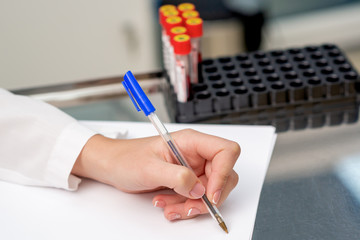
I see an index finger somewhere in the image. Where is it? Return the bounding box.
[172,129,241,203]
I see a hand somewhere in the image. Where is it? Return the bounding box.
[72,129,240,221]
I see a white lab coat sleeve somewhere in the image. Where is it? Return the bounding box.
[0,88,97,191]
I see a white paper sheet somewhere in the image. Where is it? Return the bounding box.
[0,121,276,240]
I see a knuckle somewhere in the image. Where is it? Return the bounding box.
[175,167,193,186]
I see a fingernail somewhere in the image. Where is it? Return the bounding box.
[213,190,222,204]
[154,200,166,208]
[187,207,201,217]
[168,213,181,221]
[190,183,205,199]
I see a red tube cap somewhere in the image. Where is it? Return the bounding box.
[177,3,195,14]
[173,34,191,55]
[159,4,176,13]
[186,18,203,38]
[182,10,200,20]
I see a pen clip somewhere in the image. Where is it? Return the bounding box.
[122,71,156,116]
[122,80,141,112]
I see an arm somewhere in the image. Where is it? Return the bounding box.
[0,88,96,190]
[0,88,240,221]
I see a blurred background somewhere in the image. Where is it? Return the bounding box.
[1,0,360,90]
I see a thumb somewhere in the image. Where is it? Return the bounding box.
[146,161,205,199]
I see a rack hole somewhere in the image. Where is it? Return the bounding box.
[205,67,217,73]
[339,64,351,72]
[249,76,261,84]
[223,65,235,71]
[271,50,284,56]
[208,74,221,81]
[306,46,319,52]
[219,57,231,63]
[294,54,305,61]
[321,67,333,75]
[299,61,310,69]
[276,56,288,64]
[234,86,248,94]
[196,91,211,100]
[316,59,328,67]
[253,84,266,92]
[263,66,275,73]
[192,84,207,92]
[254,51,266,59]
[289,48,301,54]
[231,79,243,86]
[304,69,316,77]
[308,77,321,85]
[216,89,230,97]
[285,71,298,79]
[240,61,253,68]
[236,54,248,61]
[201,60,214,66]
[290,79,303,87]
[227,72,239,78]
[212,81,226,89]
[271,82,285,90]
[281,64,293,72]
[334,56,346,64]
[329,49,341,57]
[267,74,280,82]
[326,74,339,82]
[245,69,257,76]
[311,52,323,59]
[345,72,358,80]
[258,58,270,66]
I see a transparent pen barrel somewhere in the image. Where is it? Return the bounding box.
[202,195,224,222]
[148,112,191,168]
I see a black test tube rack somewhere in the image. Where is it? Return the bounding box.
[164,44,360,132]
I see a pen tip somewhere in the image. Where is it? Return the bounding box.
[219,222,228,234]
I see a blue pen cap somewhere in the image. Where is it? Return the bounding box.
[122,71,156,116]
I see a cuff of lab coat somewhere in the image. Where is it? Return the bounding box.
[45,121,97,191]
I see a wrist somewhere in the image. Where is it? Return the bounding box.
[72,134,113,183]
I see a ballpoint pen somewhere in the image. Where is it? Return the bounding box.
[122,70,229,234]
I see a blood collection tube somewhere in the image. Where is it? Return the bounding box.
[177,3,196,15]
[185,17,203,84]
[172,34,191,102]
[168,26,188,92]
[163,17,183,89]
[159,10,179,74]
